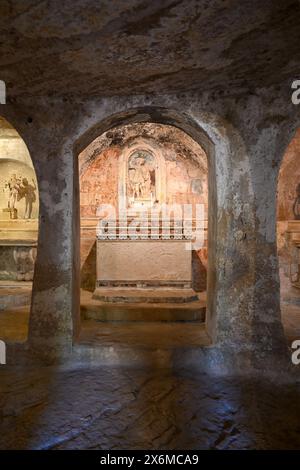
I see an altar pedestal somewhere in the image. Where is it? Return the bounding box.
[93,239,195,300]
[90,238,205,322]
[0,219,38,281]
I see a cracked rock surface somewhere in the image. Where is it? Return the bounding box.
[1,366,300,450]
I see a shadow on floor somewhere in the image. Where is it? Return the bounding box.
[0,365,300,450]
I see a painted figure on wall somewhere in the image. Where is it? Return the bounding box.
[7,173,20,211]
[293,183,300,220]
[128,151,155,204]
[18,178,37,219]
[3,174,37,219]
[130,157,151,198]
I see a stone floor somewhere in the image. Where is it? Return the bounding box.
[79,320,211,349]
[1,274,300,449]
[0,307,211,348]
[0,306,29,342]
[0,365,300,450]
[0,281,32,312]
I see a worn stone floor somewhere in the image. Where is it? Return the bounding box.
[79,320,211,349]
[0,307,211,349]
[1,273,300,449]
[0,281,32,314]
[0,306,29,342]
[1,365,300,450]
[0,368,299,452]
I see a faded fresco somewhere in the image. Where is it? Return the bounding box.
[127,150,156,206]
[0,118,39,220]
[278,128,300,221]
[0,163,38,220]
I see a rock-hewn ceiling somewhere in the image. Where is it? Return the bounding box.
[0,0,299,97]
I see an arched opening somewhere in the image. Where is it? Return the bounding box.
[0,116,39,344]
[277,128,300,344]
[74,109,217,351]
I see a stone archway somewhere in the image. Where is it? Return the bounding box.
[0,116,39,344]
[74,106,218,342]
[78,122,209,329]
[277,128,300,344]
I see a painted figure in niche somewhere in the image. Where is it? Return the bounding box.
[293,183,300,220]
[17,178,37,219]
[128,151,155,202]
[131,157,151,198]
[7,173,21,211]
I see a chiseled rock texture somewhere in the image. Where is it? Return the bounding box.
[0,0,300,97]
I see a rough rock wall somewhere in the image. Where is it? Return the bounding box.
[1,1,299,98]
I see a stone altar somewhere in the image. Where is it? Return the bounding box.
[0,219,38,281]
[93,238,196,303]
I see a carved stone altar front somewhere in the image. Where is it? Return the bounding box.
[93,238,196,304]
[0,220,38,281]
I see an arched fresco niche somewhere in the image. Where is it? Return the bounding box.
[0,117,39,343]
[127,149,157,207]
[277,128,300,343]
[118,138,167,212]
[79,122,208,325]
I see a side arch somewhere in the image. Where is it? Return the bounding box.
[0,115,39,344]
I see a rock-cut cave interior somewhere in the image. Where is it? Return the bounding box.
[1,0,300,453]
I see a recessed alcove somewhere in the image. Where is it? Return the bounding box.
[277,128,300,343]
[78,122,209,342]
[0,117,39,343]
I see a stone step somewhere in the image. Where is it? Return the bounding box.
[81,290,206,322]
[92,286,199,304]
